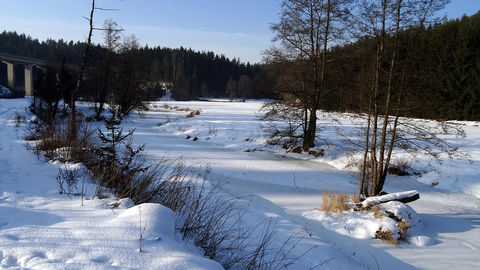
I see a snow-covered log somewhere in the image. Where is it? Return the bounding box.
[357,190,420,209]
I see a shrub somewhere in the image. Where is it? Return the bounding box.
[26,117,97,164]
[14,112,25,128]
[387,158,412,176]
[94,107,147,196]
[56,167,82,194]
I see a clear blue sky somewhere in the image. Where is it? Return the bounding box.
[1,0,479,64]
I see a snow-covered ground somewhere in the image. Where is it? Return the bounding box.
[1,98,479,269]
[0,99,222,269]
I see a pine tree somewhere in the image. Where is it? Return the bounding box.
[96,107,146,196]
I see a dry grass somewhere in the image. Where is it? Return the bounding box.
[351,193,361,204]
[372,205,383,219]
[375,227,398,246]
[321,189,350,213]
[186,110,201,118]
[161,104,201,117]
[397,220,411,241]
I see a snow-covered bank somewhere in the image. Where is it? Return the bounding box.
[0,99,222,269]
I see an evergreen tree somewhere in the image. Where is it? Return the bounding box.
[96,107,146,197]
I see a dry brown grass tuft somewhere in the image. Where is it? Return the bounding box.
[397,220,411,241]
[351,193,361,204]
[375,227,398,246]
[321,189,350,213]
[372,205,383,219]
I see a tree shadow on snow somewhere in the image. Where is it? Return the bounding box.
[0,206,63,230]
[419,212,480,245]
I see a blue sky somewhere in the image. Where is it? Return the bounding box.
[1,0,479,63]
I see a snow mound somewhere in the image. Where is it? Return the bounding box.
[111,203,176,240]
[380,201,422,229]
[110,198,135,208]
[305,201,429,246]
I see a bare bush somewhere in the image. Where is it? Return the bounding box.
[56,167,82,195]
[14,112,25,128]
[26,117,98,164]
[261,101,305,151]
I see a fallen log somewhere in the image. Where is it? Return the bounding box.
[355,190,420,210]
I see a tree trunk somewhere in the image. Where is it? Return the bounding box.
[356,190,420,209]
[303,108,317,149]
[71,0,95,138]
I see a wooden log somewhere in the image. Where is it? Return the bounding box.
[355,190,420,210]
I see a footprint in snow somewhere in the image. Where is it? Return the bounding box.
[91,255,112,264]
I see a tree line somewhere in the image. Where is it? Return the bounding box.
[0,30,272,101]
[1,9,478,121]
[323,10,480,121]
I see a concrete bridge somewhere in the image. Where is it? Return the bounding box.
[0,53,78,96]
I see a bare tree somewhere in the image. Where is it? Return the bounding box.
[267,0,352,149]
[112,35,148,116]
[70,0,121,126]
[69,0,96,138]
[357,0,453,197]
[93,19,123,119]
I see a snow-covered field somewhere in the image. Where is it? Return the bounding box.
[1,98,479,269]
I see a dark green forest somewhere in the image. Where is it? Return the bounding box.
[267,11,480,121]
[0,31,268,100]
[321,12,480,121]
[1,11,479,120]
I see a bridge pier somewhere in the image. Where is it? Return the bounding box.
[24,64,33,96]
[1,53,79,97]
[2,61,34,96]
[5,62,16,91]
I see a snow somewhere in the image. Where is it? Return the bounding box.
[304,200,424,246]
[361,190,419,207]
[1,97,480,269]
[0,86,12,97]
[0,99,222,270]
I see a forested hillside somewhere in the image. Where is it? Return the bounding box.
[0,31,266,100]
[314,12,480,121]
